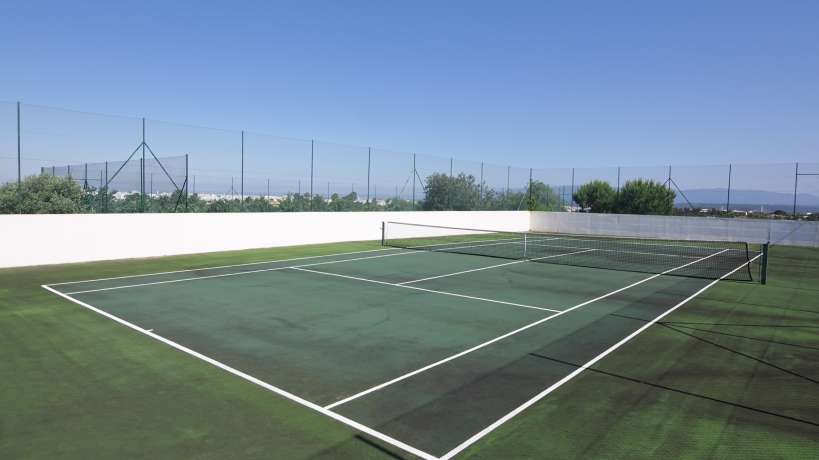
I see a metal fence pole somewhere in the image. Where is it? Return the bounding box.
[571,168,575,206]
[99,170,104,212]
[528,168,533,209]
[185,154,189,211]
[17,101,21,192]
[793,162,799,216]
[367,147,371,203]
[104,161,108,212]
[449,157,453,209]
[241,130,245,205]
[616,166,621,194]
[479,162,484,206]
[140,157,144,212]
[506,165,510,197]
[727,163,732,211]
[141,118,146,212]
[310,140,314,211]
[412,153,416,207]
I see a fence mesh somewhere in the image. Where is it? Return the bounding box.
[1,101,817,217]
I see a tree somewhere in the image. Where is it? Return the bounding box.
[421,173,480,211]
[525,180,561,211]
[0,174,85,214]
[615,179,675,215]
[573,180,616,213]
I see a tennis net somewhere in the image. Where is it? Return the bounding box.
[382,221,768,282]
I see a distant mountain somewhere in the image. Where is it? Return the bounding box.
[677,188,819,208]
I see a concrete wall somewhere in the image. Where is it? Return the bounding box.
[0,211,529,268]
[531,212,819,247]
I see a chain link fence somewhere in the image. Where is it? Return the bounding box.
[1,101,817,216]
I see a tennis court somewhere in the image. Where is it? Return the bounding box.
[41,222,767,459]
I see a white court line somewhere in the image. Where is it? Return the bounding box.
[397,249,596,285]
[322,248,730,410]
[62,250,419,295]
[47,246,402,286]
[438,252,762,460]
[60,237,535,295]
[41,285,438,460]
[50,234,526,288]
[291,267,561,313]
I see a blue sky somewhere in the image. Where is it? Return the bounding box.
[1,0,818,172]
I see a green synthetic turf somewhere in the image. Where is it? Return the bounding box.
[2,241,817,459]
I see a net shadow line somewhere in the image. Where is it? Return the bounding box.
[527,353,819,428]
[290,267,561,313]
[661,323,819,386]
[397,248,596,285]
[40,285,439,460]
[322,250,732,411]
[667,324,819,352]
[436,252,758,460]
[610,313,819,383]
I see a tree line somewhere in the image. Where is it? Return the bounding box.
[1,172,676,215]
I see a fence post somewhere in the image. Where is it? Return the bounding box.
[241,130,245,206]
[17,102,21,211]
[616,166,621,194]
[99,170,104,213]
[528,168,533,209]
[310,140,314,211]
[84,163,88,190]
[793,162,799,216]
[367,147,371,203]
[479,162,484,206]
[141,118,146,212]
[185,154,189,211]
[506,165,510,197]
[667,165,672,191]
[104,161,108,212]
[571,168,575,206]
[412,153,416,207]
[726,163,732,212]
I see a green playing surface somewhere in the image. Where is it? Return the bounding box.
[2,241,817,459]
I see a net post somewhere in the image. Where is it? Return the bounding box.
[523,232,528,258]
[761,242,769,285]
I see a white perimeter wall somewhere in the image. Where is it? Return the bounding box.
[0,211,529,268]
[531,212,819,247]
